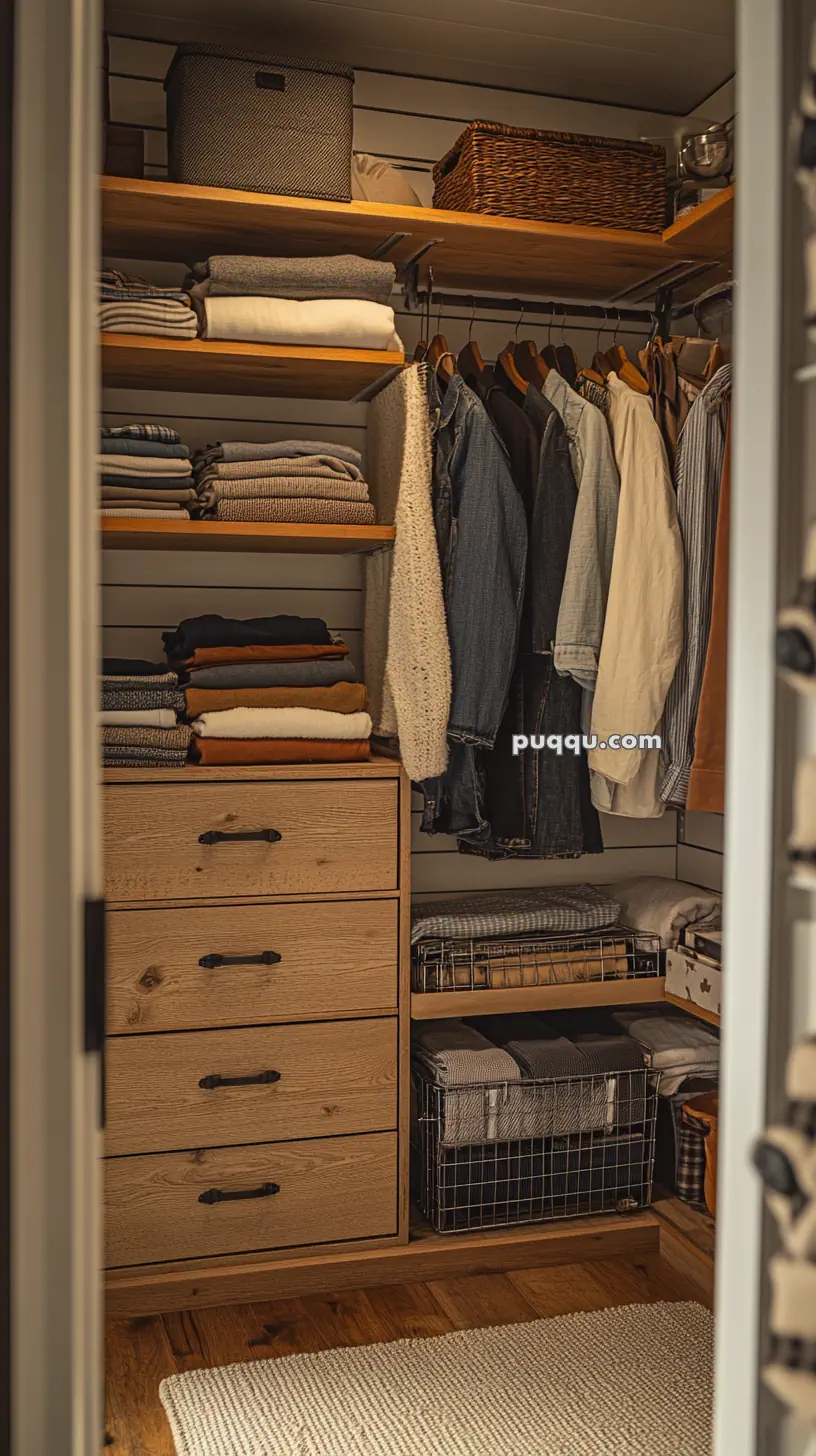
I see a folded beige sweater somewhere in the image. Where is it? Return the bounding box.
[191,707,373,740]
[198,476,370,505]
[215,498,376,525]
[196,455,364,483]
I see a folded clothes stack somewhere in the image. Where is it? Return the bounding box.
[185,253,403,352]
[101,658,192,768]
[190,438,376,526]
[164,613,373,766]
[99,269,198,339]
[99,423,195,519]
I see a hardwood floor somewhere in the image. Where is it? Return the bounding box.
[105,1253,703,1454]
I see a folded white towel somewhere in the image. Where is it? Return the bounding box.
[201,296,403,353]
[191,707,373,740]
[607,876,722,949]
[99,455,193,476]
[612,1010,719,1095]
[100,709,179,727]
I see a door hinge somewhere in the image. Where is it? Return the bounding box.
[84,897,106,1126]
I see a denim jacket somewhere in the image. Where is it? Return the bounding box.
[420,372,527,839]
[429,372,527,746]
[544,370,620,691]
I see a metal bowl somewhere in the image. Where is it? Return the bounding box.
[679,127,733,180]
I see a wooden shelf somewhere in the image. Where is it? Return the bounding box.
[102,760,402,784]
[100,516,395,555]
[101,332,404,400]
[101,176,734,304]
[411,976,667,1020]
[664,991,720,1028]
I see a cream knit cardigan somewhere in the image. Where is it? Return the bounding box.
[364,364,451,781]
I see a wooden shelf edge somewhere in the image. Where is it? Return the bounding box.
[664,991,720,1028]
[100,517,396,555]
[104,1208,661,1318]
[411,976,667,1020]
[102,759,403,783]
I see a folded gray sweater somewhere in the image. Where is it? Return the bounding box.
[187,254,396,306]
[183,659,358,690]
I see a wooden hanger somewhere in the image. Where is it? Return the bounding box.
[579,365,606,385]
[497,342,528,395]
[602,311,649,394]
[556,343,579,385]
[457,301,485,385]
[426,333,454,388]
[458,339,486,388]
[514,338,547,389]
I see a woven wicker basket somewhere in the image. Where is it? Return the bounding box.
[433,121,667,232]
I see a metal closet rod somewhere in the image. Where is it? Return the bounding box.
[412,291,657,326]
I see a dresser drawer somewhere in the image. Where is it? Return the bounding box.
[105,1131,396,1268]
[107,899,398,1034]
[106,1018,397,1156]
[104,780,398,902]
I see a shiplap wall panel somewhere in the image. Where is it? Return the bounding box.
[680,809,725,855]
[412,845,678,896]
[103,32,684,900]
[676,844,724,893]
[410,811,677,855]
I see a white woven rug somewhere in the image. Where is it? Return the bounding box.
[159,1300,713,1456]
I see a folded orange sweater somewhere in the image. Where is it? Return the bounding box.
[192,738,371,766]
[180,642,347,668]
[184,682,369,718]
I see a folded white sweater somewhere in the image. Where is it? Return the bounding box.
[201,296,403,352]
[607,876,722,949]
[100,708,179,728]
[191,707,373,740]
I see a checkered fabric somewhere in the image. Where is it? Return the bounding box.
[101,424,182,444]
[410,884,621,946]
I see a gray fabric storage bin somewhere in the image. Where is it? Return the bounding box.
[164,45,354,201]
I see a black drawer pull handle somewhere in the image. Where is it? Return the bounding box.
[198,951,282,970]
[199,828,282,845]
[199,1069,281,1090]
[255,71,285,92]
[199,1181,280,1205]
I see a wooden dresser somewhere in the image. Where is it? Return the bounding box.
[102,759,410,1312]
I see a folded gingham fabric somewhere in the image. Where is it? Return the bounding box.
[676,1121,708,1204]
[101,424,182,444]
[410,884,621,946]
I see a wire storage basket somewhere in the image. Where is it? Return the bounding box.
[412,925,662,994]
[413,1064,658,1234]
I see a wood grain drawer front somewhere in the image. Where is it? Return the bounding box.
[104,780,398,902]
[107,899,398,1034]
[106,1018,397,1156]
[105,1131,396,1268]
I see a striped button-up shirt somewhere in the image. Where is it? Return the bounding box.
[659,364,732,805]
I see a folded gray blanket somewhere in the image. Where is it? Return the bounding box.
[410,884,621,946]
[478,1015,613,1137]
[187,254,396,305]
[196,440,363,470]
[183,660,358,690]
[412,1021,525,1148]
[101,687,186,712]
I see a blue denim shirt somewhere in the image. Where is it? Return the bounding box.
[428,371,528,747]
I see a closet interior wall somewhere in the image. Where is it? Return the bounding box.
[103,31,731,898]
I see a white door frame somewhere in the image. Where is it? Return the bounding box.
[10,0,103,1449]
